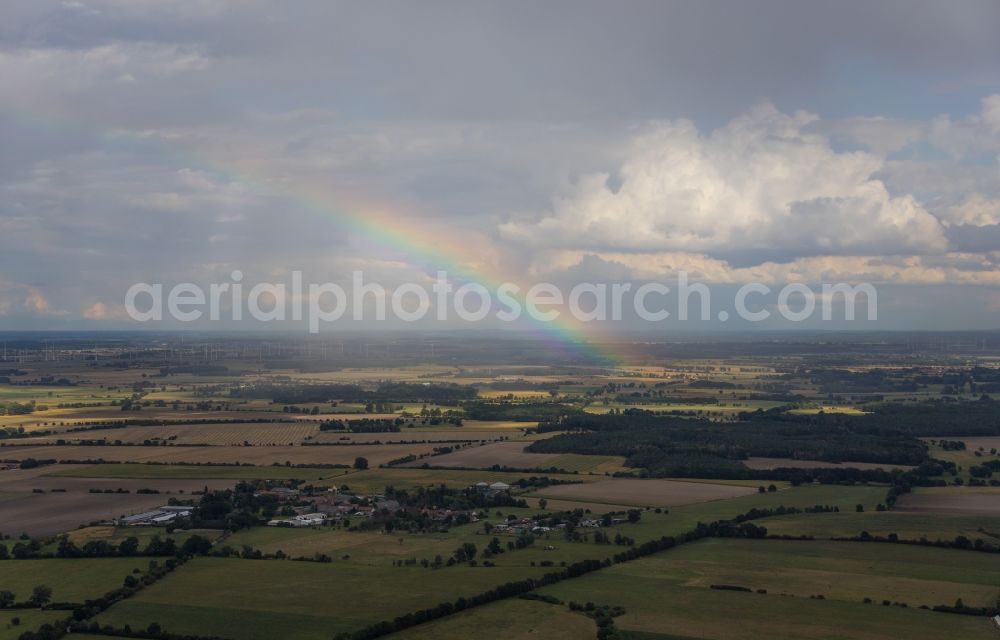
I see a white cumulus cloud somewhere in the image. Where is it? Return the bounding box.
[500,104,948,258]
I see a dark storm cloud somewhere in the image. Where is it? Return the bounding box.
[3,0,999,122]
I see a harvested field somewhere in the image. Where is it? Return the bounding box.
[2,409,318,430]
[521,496,635,514]
[311,429,508,444]
[49,464,346,481]
[16,422,320,446]
[894,487,1000,516]
[478,390,553,399]
[529,477,757,507]
[458,420,538,430]
[0,492,178,537]
[0,473,234,494]
[764,511,1000,541]
[744,457,915,471]
[19,423,519,447]
[66,525,224,546]
[0,443,442,466]
[957,436,1000,452]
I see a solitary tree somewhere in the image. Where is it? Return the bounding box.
[353,456,369,470]
[29,585,52,607]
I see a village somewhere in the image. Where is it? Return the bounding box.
[260,480,515,528]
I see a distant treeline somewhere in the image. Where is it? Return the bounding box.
[528,399,1000,478]
[807,368,920,393]
[477,380,561,392]
[856,398,1000,436]
[231,382,477,404]
[320,418,402,432]
[529,409,929,469]
[319,417,463,432]
[157,364,231,376]
[461,401,576,422]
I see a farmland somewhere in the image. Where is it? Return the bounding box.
[2,558,151,603]
[0,611,68,640]
[5,334,1000,640]
[527,478,758,508]
[400,441,629,474]
[48,463,348,481]
[0,442,444,466]
[743,457,915,471]
[650,538,1000,608]
[16,422,321,446]
[0,491,189,538]
[316,467,600,493]
[535,557,997,640]
[763,510,1000,540]
[894,486,1000,516]
[92,558,551,640]
[11,6,1000,638]
[385,598,596,640]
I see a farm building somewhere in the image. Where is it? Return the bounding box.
[118,505,191,526]
[255,487,300,499]
[475,481,511,494]
[267,512,327,527]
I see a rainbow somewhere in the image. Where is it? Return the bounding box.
[12,109,636,365]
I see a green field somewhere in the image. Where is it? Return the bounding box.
[654,538,1000,607]
[7,350,1000,640]
[621,483,891,541]
[0,386,129,404]
[94,557,550,640]
[0,610,68,640]
[1,558,149,603]
[224,517,610,570]
[224,524,474,566]
[535,545,999,640]
[385,597,596,640]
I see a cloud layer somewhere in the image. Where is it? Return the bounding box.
[2,2,1000,329]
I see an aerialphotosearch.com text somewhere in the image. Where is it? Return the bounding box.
[124,270,878,332]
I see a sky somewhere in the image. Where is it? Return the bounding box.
[2,0,1000,333]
